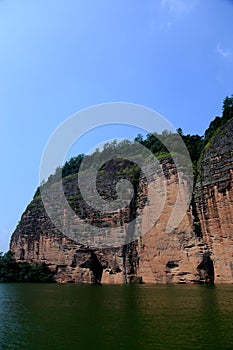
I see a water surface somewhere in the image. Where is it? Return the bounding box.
[0,284,233,349]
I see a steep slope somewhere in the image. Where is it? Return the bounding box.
[10,156,213,284]
[195,118,233,283]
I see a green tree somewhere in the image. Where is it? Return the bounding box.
[0,251,55,283]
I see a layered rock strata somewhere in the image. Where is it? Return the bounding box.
[10,121,233,284]
[195,119,233,283]
[10,157,210,284]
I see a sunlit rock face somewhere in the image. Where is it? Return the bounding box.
[136,161,206,284]
[10,121,233,284]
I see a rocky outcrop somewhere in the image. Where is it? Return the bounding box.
[136,179,207,284]
[10,195,126,284]
[10,119,233,283]
[10,158,207,284]
[195,119,233,283]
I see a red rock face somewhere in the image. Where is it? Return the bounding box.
[9,158,206,284]
[10,196,126,284]
[10,120,233,284]
[195,120,233,283]
[136,175,204,284]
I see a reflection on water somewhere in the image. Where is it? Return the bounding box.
[0,284,233,350]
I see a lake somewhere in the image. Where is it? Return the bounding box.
[0,284,233,349]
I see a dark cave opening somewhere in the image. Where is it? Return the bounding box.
[197,252,214,284]
[79,251,103,284]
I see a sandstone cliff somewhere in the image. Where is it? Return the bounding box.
[10,119,233,284]
[195,119,233,283]
[10,159,210,284]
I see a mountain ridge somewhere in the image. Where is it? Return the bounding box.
[9,95,233,284]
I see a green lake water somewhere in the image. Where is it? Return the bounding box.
[0,283,233,350]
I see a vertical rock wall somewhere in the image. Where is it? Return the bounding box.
[10,158,207,284]
[195,119,233,283]
[10,120,233,283]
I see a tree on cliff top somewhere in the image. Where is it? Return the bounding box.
[204,95,233,144]
[35,94,233,194]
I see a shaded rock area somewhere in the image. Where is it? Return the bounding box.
[197,253,214,284]
[195,119,233,283]
[10,119,233,284]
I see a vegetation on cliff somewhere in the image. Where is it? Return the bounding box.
[9,94,233,284]
[204,95,233,144]
[34,95,233,200]
[0,251,55,283]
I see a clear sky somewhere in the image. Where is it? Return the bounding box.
[1,0,233,252]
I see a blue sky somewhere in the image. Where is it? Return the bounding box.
[1,0,233,252]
